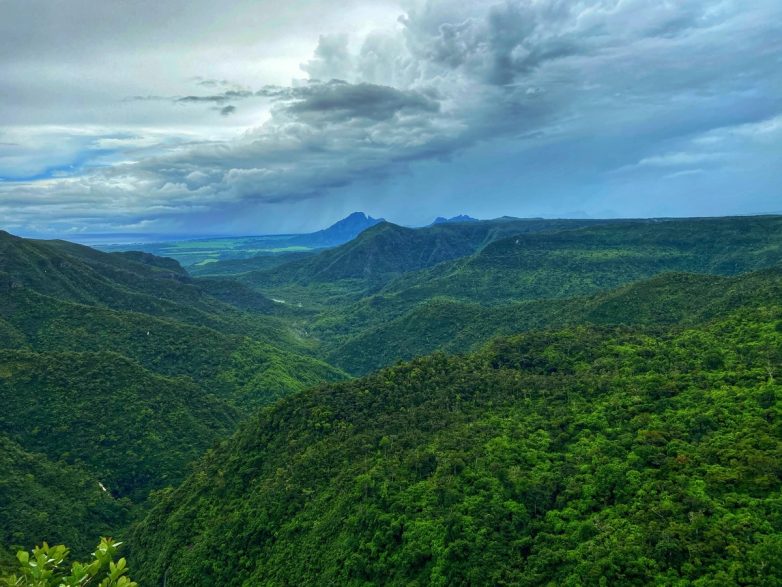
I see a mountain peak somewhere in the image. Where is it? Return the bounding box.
[329,212,382,230]
[288,212,385,248]
[344,211,371,221]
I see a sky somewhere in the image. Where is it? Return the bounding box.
[1,0,781,237]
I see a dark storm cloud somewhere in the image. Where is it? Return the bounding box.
[194,78,234,88]
[403,0,719,86]
[220,105,237,116]
[147,80,439,122]
[283,81,440,122]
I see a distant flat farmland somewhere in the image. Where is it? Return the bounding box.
[98,235,312,266]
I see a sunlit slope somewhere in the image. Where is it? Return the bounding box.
[130,302,782,585]
[0,230,286,334]
[0,230,349,564]
[0,286,344,407]
[0,231,347,408]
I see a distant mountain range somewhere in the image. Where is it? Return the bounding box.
[96,212,385,266]
[201,218,605,283]
[431,214,478,225]
[93,212,493,267]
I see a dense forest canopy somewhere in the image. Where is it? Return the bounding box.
[130,307,782,585]
[1,215,781,584]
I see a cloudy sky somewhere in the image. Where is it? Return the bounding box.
[1,0,780,237]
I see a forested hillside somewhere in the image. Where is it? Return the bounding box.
[380,216,782,304]
[0,232,346,563]
[3,0,779,582]
[207,216,782,374]
[206,216,782,305]
[208,218,607,306]
[326,268,782,374]
[193,217,782,359]
[130,302,782,585]
[0,287,342,406]
[0,350,238,501]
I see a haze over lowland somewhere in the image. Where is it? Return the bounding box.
[1,0,781,237]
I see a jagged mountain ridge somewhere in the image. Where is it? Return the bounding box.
[287,212,385,248]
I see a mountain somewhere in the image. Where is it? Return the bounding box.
[233,218,609,297]
[377,215,782,307]
[325,267,782,374]
[0,230,347,558]
[431,214,479,225]
[238,215,782,310]
[256,221,482,283]
[0,233,345,405]
[0,231,349,400]
[92,213,384,268]
[0,349,238,503]
[0,285,342,405]
[0,229,273,327]
[286,212,384,248]
[186,213,395,277]
[234,215,782,372]
[129,297,782,585]
[6,215,782,584]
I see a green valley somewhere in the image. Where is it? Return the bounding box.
[0,230,347,566]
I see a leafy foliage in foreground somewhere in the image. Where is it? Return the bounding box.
[130,304,782,585]
[1,538,136,587]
